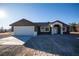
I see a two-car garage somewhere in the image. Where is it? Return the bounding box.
[13,26,35,35]
[10,19,36,36]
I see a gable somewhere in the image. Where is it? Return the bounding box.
[10,18,35,26]
[51,22,63,27]
[51,20,69,27]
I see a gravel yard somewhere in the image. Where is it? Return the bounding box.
[0,33,79,56]
[24,35,79,56]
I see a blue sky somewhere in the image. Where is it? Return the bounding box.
[0,3,79,29]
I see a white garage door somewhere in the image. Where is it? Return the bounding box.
[14,26,35,35]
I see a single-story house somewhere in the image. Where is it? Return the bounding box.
[10,18,69,36]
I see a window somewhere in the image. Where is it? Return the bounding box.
[40,26,50,32]
[45,28,49,31]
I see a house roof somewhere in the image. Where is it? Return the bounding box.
[34,22,49,26]
[50,20,69,26]
[10,19,69,27]
[10,18,36,26]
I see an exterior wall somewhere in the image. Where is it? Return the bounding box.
[51,22,63,34]
[12,26,37,36]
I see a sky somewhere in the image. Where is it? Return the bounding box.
[0,3,79,29]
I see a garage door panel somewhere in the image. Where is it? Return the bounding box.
[14,26,34,35]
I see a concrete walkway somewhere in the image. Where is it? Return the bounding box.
[0,36,31,45]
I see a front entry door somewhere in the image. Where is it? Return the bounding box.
[53,25,61,34]
[53,27,58,34]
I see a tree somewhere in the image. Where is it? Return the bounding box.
[69,22,77,32]
[0,26,4,33]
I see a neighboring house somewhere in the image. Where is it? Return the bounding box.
[75,24,79,32]
[10,18,69,36]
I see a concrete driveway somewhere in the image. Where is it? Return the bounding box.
[0,35,31,45]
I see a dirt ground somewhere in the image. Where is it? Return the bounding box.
[0,32,11,39]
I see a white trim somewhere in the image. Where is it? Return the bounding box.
[51,22,63,35]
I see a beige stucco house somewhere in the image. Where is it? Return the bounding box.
[10,18,69,36]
